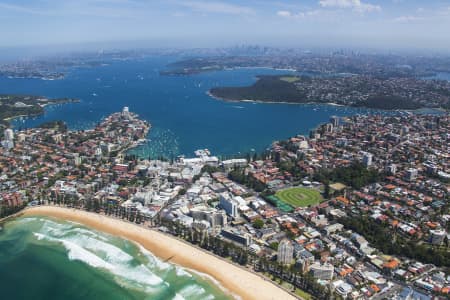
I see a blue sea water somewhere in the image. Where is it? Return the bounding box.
[0,216,231,300]
[1,56,385,158]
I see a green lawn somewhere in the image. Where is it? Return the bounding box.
[275,187,323,208]
[295,288,313,300]
[280,282,313,300]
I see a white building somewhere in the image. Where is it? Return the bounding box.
[405,168,418,181]
[4,128,14,141]
[219,193,238,218]
[95,147,103,157]
[333,280,352,297]
[73,154,82,166]
[221,227,252,246]
[277,239,294,265]
[362,152,373,167]
[190,206,227,228]
[330,116,340,127]
[310,262,334,280]
[122,106,130,119]
[429,229,446,245]
[385,164,397,175]
[221,158,248,171]
[1,140,14,150]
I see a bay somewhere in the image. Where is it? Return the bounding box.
[0,56,381,158]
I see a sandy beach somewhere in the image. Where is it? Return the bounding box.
[22,206,298,300]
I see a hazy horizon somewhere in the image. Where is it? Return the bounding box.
[1,0,450,56]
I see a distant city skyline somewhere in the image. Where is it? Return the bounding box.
[1,0,450,52]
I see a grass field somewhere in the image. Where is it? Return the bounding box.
[275,187,323,208]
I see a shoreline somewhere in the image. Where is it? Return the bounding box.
[2,99,80,124]
[206,90,350,107]
[21,206,298,300]
[206,91,448,113]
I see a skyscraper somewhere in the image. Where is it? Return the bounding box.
[219,193,238,218]
[122,106,130,119]
[4,128,14,141]
[277,239,294,265]
[362,152,373,167]
[330,116,340,127]
[2,128,14,149]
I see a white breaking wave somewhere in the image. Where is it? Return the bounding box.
[64,238,115,270]
[173,293,186,300]
[32,227,165,289]
[70,227,110,241]
[29,218,229,300]
[65,234,134,264]
[176,267,193,278]
[178,284,207,298]
[138,245,171,271]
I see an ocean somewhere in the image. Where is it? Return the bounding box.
[0,216,232,300]
[0,55,384,158]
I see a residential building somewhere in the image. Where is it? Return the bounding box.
[310,262,334,280]
[278,239,294,265]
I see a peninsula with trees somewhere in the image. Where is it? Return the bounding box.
[209,75,450,110]
[0,94,79,126]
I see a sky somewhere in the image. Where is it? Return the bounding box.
[1,0,450,52]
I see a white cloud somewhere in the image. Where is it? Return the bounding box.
[276,10,306,19]
[319,0,353,9]
[306,10,322,17]
[319,0,381,13]
[277,10,292,17]
[393,15,424,23]
[179,1,254,15]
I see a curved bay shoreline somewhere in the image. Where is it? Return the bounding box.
[207,90,448,114]
[21,206,298,300]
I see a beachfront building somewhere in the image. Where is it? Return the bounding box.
[221,227,252,247]
[310,262,334,280]
[277,239,294,265]
[190,206,228,228]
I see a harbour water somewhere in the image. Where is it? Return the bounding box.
[0,216,232,300]
[0,56,384,158]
